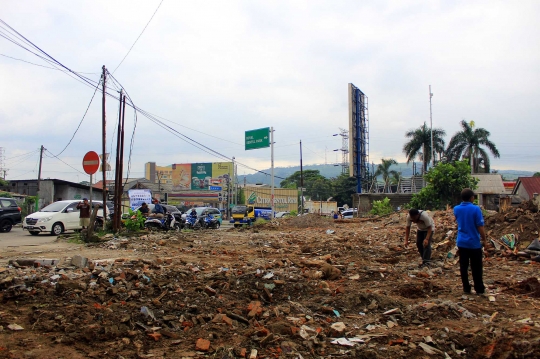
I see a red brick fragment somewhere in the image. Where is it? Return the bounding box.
[195,338,211,351]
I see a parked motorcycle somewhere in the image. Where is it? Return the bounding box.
[201,213,220,229]
[144,212,180,231]
[185,215,201,230]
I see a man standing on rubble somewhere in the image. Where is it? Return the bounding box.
[404,208,434,267]
[454,188,486,295]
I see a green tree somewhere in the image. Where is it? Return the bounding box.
[280,170,322,188]
[0,178,8,187]
[280,170,331,200]
[403,122,446,173]
[375,158,398,191]
[310,177,333,201]
[445,120,500,173]
[409,160,478,210]
[533,172,540,177]
[331,173,357,206]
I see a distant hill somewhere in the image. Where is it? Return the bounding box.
[238,163,533,186]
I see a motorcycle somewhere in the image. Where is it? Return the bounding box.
[144,212,180,231]
[185,215,201,230]
[201,213,220,229]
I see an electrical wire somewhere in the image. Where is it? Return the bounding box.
[9,169,35,179]
[4,149,40,162]
[112,0,164,74]
[1,19,285,181]
[52,76,102,157]
[0,53,98,74]
[45,150,86,175]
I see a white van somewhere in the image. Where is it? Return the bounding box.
[23,200,108,236]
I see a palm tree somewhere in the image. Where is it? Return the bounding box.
[446,120,500,173]
[375,158,398,192]
[403,122,446,173]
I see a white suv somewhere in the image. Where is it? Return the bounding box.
[23,200,107,236]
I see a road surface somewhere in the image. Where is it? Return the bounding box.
[0,226,60,248]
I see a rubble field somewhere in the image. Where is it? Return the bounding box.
[1,206,540,359]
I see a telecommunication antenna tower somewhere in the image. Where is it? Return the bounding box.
[0,147,6,179]
[338,128,349,174]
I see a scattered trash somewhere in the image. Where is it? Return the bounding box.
[501,234,517,249]
[7,324,24,331]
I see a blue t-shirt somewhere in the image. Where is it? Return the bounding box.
[454,202,485,249]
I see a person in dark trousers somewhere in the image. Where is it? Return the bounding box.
[76,198,91,229]
[454,188,487,295]
[405,208,435,267]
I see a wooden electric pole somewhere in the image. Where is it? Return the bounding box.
[101,66,107,229]
[35,145,45,212]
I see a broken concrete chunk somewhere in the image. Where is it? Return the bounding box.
[71,255,88,268]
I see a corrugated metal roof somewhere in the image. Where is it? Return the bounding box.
[514,177,540,199]
[473,174,506,194]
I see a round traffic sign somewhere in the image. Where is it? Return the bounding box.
[82,151,100,175]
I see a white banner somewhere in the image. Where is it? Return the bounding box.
[128,189,152,210]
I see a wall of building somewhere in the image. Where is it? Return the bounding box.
[145,162,174,184]
[54,184,102,202]
[244,187,298,212]
[516,185,530,201]
[353,193,414,213]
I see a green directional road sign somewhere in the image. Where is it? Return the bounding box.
[245,127,270,150]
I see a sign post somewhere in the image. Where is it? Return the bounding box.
[82,151,100,210]
[245,128,270,150]
[244,127,274,218]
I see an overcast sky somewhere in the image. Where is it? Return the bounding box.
[1,0,539,184]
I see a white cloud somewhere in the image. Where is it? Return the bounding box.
[1,0,539,182]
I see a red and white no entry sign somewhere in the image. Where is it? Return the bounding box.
[82,151,100,175]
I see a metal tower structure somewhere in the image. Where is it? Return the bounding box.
[348,83,369,193]
[0,147,6,179]
[338,128,349,174]
[333,128,349,174]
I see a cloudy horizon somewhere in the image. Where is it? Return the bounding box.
[1,0,539,184]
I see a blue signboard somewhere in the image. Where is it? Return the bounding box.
[209,186,222,191]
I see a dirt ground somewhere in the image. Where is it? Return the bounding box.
[1,207,540,359]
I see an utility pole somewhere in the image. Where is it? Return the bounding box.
[429,85,434,168]
[35,145,45,212]
[113,89,124,231]
[101,66,107,228]
[232,157,236,206]
[119,94,126,220]
[270,127,275,218]
[300,140,304,215]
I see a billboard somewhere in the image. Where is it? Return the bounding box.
[211,162,232,187]
[170,162,233,191]
[348,83,369,193]
[128,189,152,210]
[244,187,298,211]
[171,163,192,190]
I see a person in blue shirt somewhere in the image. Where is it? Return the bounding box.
[149,198,165,219]
[454,188,487,295]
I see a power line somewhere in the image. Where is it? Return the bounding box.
[45,150,85,175]
[112,0,164,74]
[0,53,98,74]
[4,149,40,162]
[52,76,102,157]
[1,20,285,181]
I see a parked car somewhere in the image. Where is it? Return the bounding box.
[275,211,290,218]
[0,197,22,233]
[181,207,223,225]
[23,200,108,236]
[341,209,358,219]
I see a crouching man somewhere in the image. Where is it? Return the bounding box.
[405,208,435,267]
